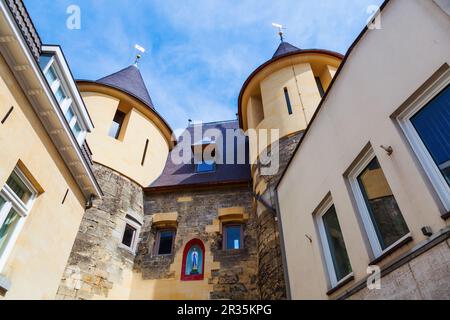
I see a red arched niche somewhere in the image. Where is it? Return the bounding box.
[181,239,206,281]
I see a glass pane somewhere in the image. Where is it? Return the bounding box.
[225,226,242,250]
[6,171,32,205]
[196,161,216,173]
[322,206,352,282]
[121,224,136,248]
[65,106,75,123]
[0,195,5,211]
[411,85,450,186]
[358,158,409,250]
[72,122,82,137]
[55,86,67,103]
[158,231,174,255]
[45,67,57,85]
[0,208,21,257]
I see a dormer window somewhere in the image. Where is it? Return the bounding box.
[40,48,93,146]
[196,161,216,173]
[192,136,217,173]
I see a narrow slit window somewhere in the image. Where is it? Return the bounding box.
[141,139,149,166]
[284,87,293,115]
[109,110,126,139]
[315,77,325,98]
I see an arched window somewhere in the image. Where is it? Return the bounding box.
[181,239,205,281]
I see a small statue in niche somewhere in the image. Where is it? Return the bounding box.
[190,248,199,275]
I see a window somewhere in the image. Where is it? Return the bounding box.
[43,64,86,143]
[181,239,205,281]
[398,79,450,211]
[120,215,141,253]
[223,225,243,250]
[155,230,176,255]
[284,87,293,115]
[315,77,325,98]
[196,161,216,173]
[109,110,127,139]
[315,199,352,287]
[349,151,409,257]
[0,167,37,270]
[122,224,136,248]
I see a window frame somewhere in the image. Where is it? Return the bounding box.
[315,197,353,288]
[222,224,244,251]
[0,167,38,271]
[396,71,450,212]
[348,149,411,258]
[42,58,87,145]
[119,216,141,254]
[154,229,176,256]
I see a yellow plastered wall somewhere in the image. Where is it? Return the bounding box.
[0,56,86,299]
[81,92,170,187]
[242,54,341,165]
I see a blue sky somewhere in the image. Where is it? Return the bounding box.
[24,0,383,130]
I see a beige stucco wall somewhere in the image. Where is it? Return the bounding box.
[277,0,450,300]
[0,55,86,299]
[81,91,170,187]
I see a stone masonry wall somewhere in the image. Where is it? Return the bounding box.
[348,239,450,300]
[137,185,259,300]
[56,164,144,300]
[254,131,304,300]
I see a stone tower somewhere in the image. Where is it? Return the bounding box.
[56,65,174,300]
[238,40,343,299]
[57,39,342,300]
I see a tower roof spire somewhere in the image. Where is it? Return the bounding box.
[133,44,146,67]
[272,23,285,42]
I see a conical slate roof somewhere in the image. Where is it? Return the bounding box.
[272,41,301,58]
[97,65,154,109]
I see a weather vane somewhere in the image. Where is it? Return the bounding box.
[272,23,286,42]
[134,44,146,66]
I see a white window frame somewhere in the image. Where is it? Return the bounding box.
[348,148,411,258]
[42,58,87,145]
[119,216,142,254]
[0,167,38,271]
[397,70,450,212]
[315,197,353,288]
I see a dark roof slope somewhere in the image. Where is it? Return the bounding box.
[272,41,301,58]
[97,65,154,109]
[149,120,251,190]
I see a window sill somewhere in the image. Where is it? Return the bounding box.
[118,244,137,256]
[369,235,413,266]
[327,274,355,296]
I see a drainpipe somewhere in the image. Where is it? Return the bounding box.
[85,194,95,210]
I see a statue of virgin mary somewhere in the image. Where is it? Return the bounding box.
[190,248,199,274]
